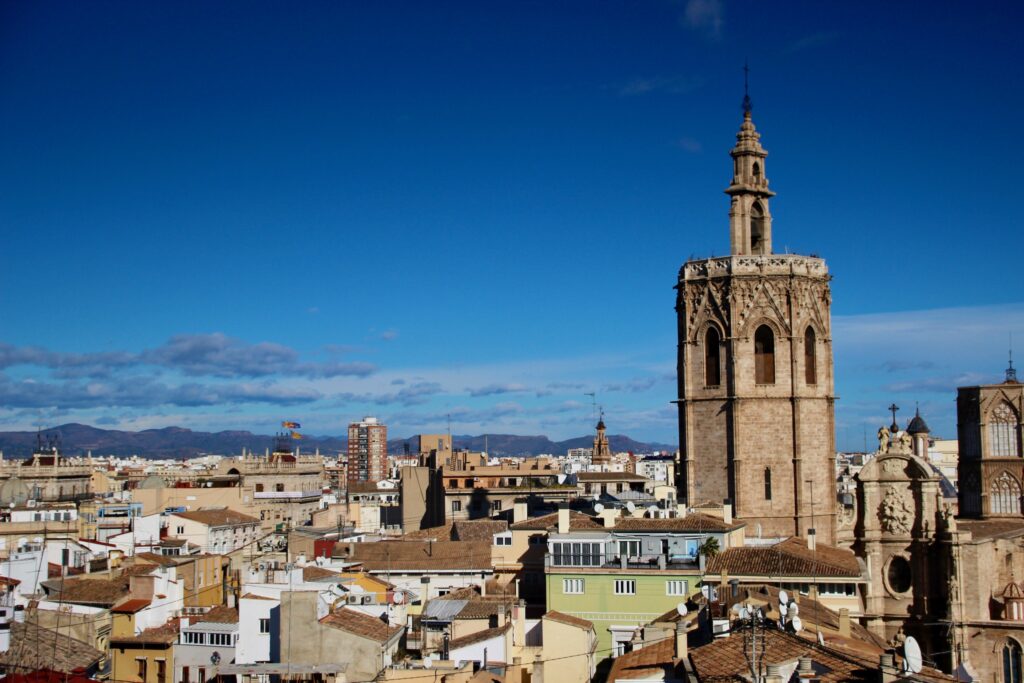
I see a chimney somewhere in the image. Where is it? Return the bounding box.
[838,608,850,637]
[807,528,816,552]
[676,504,688,518]
[879,654,897,683]
[420,575,431,602]
[532,653,544,683]
[798,656,814,681]
[513,600,526,646]
[557,504,570,534]
[722,499,732,525]
[674,622,688,660]
[513,501,528,524]
[765,664,783,683]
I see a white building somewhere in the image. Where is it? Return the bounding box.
[167,508,260,554]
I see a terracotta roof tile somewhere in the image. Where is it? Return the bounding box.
[510,510,603,531]
[170,508,259,527]
[319,608,402,643]
[448,623,511,650]
[111,621,180,645]
[194,606,239,623]
[453,520,509,541]
[614,513,740,532]
[42,577,129,606]
[958,518,1024,541]
[706,537,861,578]
[543,611,594,631]
[0,622,104,673]
[607,637,681,682]
[334,540,492,571]
[112,598,152,613]
[302,566,342,581]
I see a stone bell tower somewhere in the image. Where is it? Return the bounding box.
[674,90,838,545]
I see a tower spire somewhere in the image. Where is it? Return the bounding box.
[742,61,752,116]
[1008,333,1018,383]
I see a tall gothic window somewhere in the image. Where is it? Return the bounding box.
[752,161,761,179]
[991,472,1022,515]
[804,327,817,385]
[750,201,766,253]
[1005,639,1023,683]
[990,402,1021,457]
[764,468,772,501]
[704,327,721,387]
[754,325,775,385]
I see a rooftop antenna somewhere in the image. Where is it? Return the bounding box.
[584,392,597,422]
[1008,332,1018,383]
[742,60,752,115]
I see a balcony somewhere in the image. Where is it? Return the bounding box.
[253,489,322,500]
[545,552,699,571]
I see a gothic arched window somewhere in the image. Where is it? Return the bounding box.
[990,402,1021,458]
[804,327,817,385]
[754,325,775,385]
[750,202,766,253]
[752,161,761,179]
[704,327,721,387]
[764,468,772,501]
[1005,639,1023,683]
[991,472,1022,515]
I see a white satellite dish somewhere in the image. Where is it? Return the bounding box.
[739,606,749,620]
[779,602,788,617]
[779,589,789,605]
[817,632,825,646]
[393,592,405,604]
[791,616,803,633]
[904,636,923,674]
[789,603,799,616]
[626,501,636,513]
[646,505,659,516]
[423,659,432,669]
[731,603,743,616]
[594,503,605,513]
[676,602,688,617]
[557,474,567,484]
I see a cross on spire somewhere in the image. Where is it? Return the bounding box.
[888,403,900,433]
[1008,332,1018,383]
[742,61,752,115]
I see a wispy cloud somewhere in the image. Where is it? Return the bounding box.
[785,31,839,54]
[466,382,530,397]
[676,137,702,154]
[680,0,723,39]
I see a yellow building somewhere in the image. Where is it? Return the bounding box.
[109,602,177,683]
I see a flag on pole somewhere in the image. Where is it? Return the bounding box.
[290,431,304,440]
[282,421,301,429]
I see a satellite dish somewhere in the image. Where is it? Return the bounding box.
[904,636,923,674]
[676,602,688,617]
[594,503,605,513]
[646,505,659,516]
[779,602,788,617]
[739,606,749,620]
[626,501,636,513]
[791,616,803,633]
[423,659,432,669]
[817,632,825,646]
[779,589,789,605]
[789,603,799,616]
[393,592,405,604]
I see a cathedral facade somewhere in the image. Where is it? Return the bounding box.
[675,105,837,545]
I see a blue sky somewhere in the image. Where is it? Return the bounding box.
[1,1,1022,449]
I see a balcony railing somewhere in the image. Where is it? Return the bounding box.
[546,553,698,570]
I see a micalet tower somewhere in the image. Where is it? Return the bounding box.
[675,90,837,545]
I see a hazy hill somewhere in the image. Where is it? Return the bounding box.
[0,423,674,459]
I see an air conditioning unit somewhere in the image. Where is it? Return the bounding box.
[362,596,373,605]
[27,500,37,508]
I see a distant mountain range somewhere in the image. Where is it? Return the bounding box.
[0,423,676,459]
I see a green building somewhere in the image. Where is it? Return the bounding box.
[543,508,744,659]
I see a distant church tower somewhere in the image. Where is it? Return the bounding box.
[591,414,613,468]
[674,92,838,544]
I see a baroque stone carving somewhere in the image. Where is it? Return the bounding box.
[879,485,913,535]
[882,458,905,476]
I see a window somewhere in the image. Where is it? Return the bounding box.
[1005,639,1023,683]
[991,402,1020,457]
[495,536,512,546]
[210,632,232,646]
[275,483,285,492]
[704,327,721,387]
[182,667,190,683]
[255,483,264,493]
[764,468,772,501]
[886,556,912,594]
[552,542,603,567]
[804,327,817,385]
[156,659,166,683]
[750,201,766,253]
[752,161,761,179]
[136,659,147,681]
[614,580,636,595]
[198,669,206,683]
[451,501,462,513]
[618,540,641,558]
[183,631,205,645]
[491,501,503,512]
[563,578,585,594]
[754,325,775,384]
[991,472,1022,515]
[666,580,688,596]
[176,526,184,535]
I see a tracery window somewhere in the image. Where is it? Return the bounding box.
[804,327,817,385]
[750,202,766,253]
[704,327,721,387]
[754,325,775,385]
[1004,638,1022,683]
[991,471,1022,515]
[990,402,1020,457]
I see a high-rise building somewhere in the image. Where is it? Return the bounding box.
[347,416,388,484]
[674,99,837,544]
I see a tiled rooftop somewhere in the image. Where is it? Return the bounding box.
[319,608,403,643]
[706,537,861,578]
